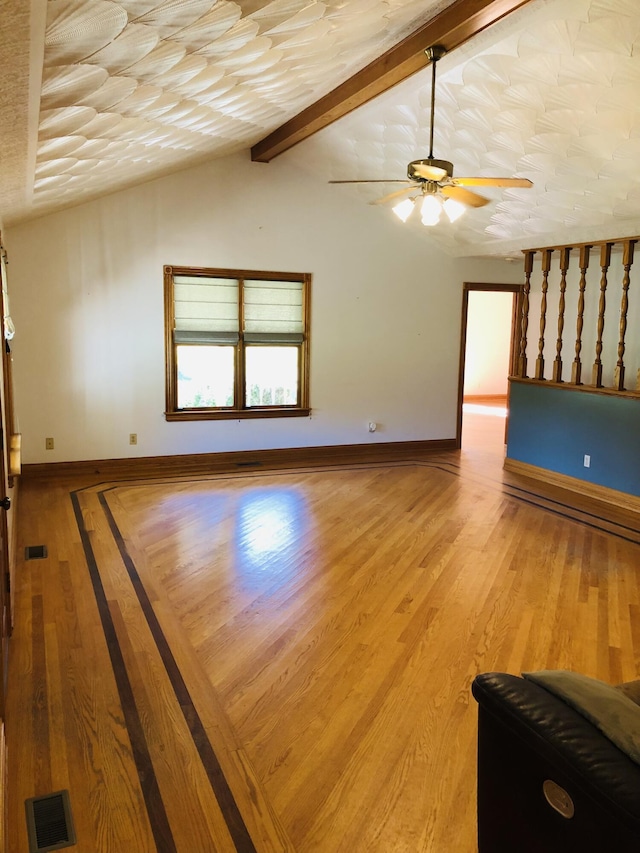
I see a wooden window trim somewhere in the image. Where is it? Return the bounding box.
[164,265,311,421]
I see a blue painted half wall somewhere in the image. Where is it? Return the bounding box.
[507,380,640,497]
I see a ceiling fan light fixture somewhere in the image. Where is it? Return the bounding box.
[443,197,465,223]
[420,193,441,226]
[392,197,415,222]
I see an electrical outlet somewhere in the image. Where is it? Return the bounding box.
[129,433,137,445]
[45,437,54,450]
[368,422,377,433]
[583,454,591,468]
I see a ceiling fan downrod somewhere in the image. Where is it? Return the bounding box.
[425,45,446,160]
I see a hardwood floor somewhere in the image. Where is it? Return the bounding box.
[6,420,640,851]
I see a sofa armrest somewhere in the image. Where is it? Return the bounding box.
[472,672,640,852]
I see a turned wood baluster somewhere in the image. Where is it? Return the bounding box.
[552,247,571,383]
[535,249,552,380]
[592,242,612,387]
[518,251,534,378]
[572,245,590,385]
[613,239,635,391]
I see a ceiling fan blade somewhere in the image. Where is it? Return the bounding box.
[454,177,533,188]
[372,185,418,206]
[441,185,490,208]
[411,163,448,181]
[329,179,409,184]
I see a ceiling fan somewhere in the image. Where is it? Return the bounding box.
[329,45,533,225]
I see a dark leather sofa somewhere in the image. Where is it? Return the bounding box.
[471,672,640,852]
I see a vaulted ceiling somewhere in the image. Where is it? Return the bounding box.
[2,0,640,257]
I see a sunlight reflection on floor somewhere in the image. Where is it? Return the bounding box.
[235,488,309,582]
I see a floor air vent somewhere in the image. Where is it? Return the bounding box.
[25,545,48,560]
[25,790,76,852]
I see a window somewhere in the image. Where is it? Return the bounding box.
[164,265,311,420]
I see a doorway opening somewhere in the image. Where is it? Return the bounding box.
[457,283,522,460]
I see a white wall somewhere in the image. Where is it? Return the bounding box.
[464,290,513,396]
[6,151,520,464]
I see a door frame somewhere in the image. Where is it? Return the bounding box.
[456,281,523,449]
[0,234,12,850]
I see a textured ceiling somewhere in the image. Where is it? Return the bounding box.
[2,0,640,258]
[0,0,451,225]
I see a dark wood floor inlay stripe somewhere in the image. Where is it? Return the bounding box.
[97,490,257,853]
[423,460,640,544]
[70,491,178,853]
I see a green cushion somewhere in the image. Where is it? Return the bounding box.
[523,670,640,765]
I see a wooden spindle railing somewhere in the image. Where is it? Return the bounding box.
[592,242,612,388]
[614,239,635,391]
[518,251,534,378]
[517,235,640,397]
[571,245,590,386]
[552,247,570,383]
[535,249,552,380]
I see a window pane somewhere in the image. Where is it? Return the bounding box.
[245,346,299,407]
[177,345,235,408]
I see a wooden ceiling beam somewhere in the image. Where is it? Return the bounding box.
[251,0,532,162]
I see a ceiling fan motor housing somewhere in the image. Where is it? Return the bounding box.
[408,158,454,181]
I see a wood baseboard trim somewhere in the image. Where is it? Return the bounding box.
[463,395,507,404]
[22,439,457,482]
[503,458,640,513]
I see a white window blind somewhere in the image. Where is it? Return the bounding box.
[244,279,304,343]
[174,276,239,343]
